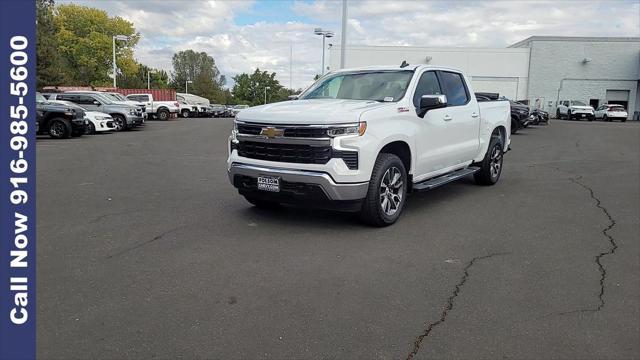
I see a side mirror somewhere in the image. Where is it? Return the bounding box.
[93,100,101,105]
[418,94,447,118]
[288,94,299,100]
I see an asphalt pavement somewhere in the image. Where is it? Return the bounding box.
[37,118,640,359]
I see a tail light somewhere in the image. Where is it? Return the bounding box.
[175,102,179,107]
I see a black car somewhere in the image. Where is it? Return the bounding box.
[531,108,549,125]
[509,100,532,133]
[36,92,88,139]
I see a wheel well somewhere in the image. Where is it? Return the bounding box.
[109,113,125,118]
[380,141,411,172]
[157,107,169,112]
[493,126,506,144]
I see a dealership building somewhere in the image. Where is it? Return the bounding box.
[329,36,640,120]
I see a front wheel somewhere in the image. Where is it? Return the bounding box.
[112,115,125,131]
[474,135,504,185]
[181,110,190,118]
[244,196,280,209]
[360,153,407,227]
[48,118,71,139]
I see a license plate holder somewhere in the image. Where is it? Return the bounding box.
[257,176,280,192]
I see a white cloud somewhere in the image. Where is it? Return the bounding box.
[58,0,640,91]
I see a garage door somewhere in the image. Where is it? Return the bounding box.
[606,90,630,111]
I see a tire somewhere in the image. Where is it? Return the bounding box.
[244,196,280,209]
[112,115,126,131]
[510,118,518,134]
[157,109,169,121]
[567,110,572,120]
[86,122,96,134]
[181,109,190,118]
[556,109,561,119]
[622,118,626,122]
[360,153,408,227]
[602,115,608,122]
[48,118,71,139]
[474,135,504,186]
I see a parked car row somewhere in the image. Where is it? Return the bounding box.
[556,100,628,122]
[475,92,548,134]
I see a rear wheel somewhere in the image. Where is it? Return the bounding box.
[510,118,518,134]
[603,115,608,122]
[474,135,504,186]
[360,153,407,227]
[181,109,190,118]
[157,109,169,121]
[48,118,71,139]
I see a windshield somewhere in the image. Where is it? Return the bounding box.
[300,70,414,102]
[108,93,127,101]
[92,93,114,105]
[571,101,586,106]
[36,93,47,103]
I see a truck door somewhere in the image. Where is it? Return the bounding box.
[436,71,480,165]
[413,70,455,176]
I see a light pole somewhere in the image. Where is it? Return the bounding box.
[147,69,156,90]
[264,86,270,104]
[340,0,348,69]
[112,34,129,88]
[314,28,334,75]
[185,80,193,94]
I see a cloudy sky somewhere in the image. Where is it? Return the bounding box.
[59,0,639,89]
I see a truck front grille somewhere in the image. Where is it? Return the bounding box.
[236,141,358,169]
[237,124,326,138]
[237,141,332,164]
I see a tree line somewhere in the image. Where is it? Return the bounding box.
[36,0,302,105]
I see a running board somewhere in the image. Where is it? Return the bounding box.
[412,166,480,191]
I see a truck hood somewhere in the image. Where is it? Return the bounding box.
[236,99,392,124]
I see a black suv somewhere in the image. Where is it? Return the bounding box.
[36,92,88,139]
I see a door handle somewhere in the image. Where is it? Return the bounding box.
[471,112,479,118]
[443,114,452,121]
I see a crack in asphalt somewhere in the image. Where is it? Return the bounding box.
[556,176,618,315]
[106,225,189,259]
[535,164,619,315]
[406,252,510,360]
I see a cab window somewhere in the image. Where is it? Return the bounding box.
[413,71,441,108]
[439,71,469,106]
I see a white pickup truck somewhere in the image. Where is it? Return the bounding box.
[227,65,511,226]
[125,93,180,121]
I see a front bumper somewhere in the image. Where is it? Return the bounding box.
[569,112,594,120]
[125,114,144,125]
[228,162,369,201]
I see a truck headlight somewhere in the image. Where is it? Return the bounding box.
[129,109,136,115]
[326,122,367,137]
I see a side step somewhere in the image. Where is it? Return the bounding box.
[412,166,480,191]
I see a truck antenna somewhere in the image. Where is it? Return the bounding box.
[400,60,409,68]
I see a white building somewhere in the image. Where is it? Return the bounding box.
[329,36,640,119]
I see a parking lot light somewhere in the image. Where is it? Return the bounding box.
[314,28,334,75]
[186,80,193,94]
[112,34,130,88]
[264,86,271,104]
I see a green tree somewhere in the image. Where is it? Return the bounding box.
[232,68,293,106]
[170,50,225,101]
[119,64,170,89]
[54,3,139,86]
[36,0,66,88]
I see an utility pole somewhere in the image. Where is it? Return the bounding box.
[340,0,348,69]
[289,42,293,91]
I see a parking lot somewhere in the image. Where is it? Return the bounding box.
[37,119,639,359]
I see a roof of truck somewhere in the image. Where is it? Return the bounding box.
[331,64,463,73]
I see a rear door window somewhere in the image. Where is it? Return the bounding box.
[438,71,469,106]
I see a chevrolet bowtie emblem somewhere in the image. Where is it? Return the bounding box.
[260,127,284,138]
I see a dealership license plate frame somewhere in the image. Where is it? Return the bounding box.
[257,176,280,192]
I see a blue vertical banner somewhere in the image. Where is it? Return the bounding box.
[0,0,36,359]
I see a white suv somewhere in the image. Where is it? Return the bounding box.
[556,100,595,121]
[594,104,628,122]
